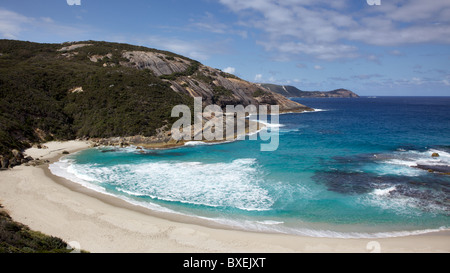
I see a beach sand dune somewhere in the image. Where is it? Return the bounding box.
[0,141,449,253]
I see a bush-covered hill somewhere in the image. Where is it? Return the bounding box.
[0,40,311,163]
[0,40,194,159]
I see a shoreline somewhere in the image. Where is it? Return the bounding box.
[0,140,449,252]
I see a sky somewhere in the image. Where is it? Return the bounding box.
[1,0,449,96]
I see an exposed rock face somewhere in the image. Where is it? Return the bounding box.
[0,156,9,169]
[58,43,93,52]
[121,52,312,113]
[89,53,112,63]
[69,87,84,93]
[0,40,314,158]
[0,149,34,169]
[122,51,191,77]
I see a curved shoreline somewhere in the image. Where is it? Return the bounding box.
[49,148,450,240]
[0,140,449,253]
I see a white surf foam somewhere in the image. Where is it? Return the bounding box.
[373,186,397,196]
[49,149,450,240]
[49,159,105,193]
[372,148,450,176]
[51,157,274,212]
[184,141,208,146]
[203,216,449,239]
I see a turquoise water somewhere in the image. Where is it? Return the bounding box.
[50,97,450,238]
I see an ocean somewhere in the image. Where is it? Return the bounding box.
[50,97,450,238]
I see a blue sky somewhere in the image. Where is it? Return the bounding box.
[1,0,449,96]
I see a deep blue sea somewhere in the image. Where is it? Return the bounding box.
[50,97,450,238]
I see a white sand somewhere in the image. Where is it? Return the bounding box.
[0,141,449,253]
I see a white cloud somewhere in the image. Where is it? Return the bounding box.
[352,74,383,80]
[254,74,263,82]
[0,8,88,41]
[218,0,450,61]
[66,0,81,6]
[41,17,54,24]
[139,35,231,61]
[190,12,248,39]
[389,50,404,56]
[411,77,424,85]
[0,8,31,39]
[314,65,324,70]
[223,67,236,74]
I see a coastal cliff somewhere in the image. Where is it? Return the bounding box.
[260,83,359,98]
[0,40,312,166]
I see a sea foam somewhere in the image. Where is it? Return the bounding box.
[51,157,273,212]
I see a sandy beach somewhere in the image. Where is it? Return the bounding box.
[0,140,449,253]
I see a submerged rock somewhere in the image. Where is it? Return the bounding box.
[416,164,450,174]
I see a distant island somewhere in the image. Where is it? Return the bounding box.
[259,83,359,98]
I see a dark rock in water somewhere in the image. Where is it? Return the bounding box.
[416,164,450,174]
[101,149,119,153]
[312,171,377,195]
[432,152,440,158]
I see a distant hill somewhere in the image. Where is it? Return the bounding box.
[259,83,359,98]
[0,40,312,163]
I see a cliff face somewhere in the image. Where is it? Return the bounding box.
[260,84,359,98]
[119,50,311,112]
[0,40,312,163]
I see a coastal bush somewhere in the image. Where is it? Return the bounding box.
[253,88,268,97]
[159,61,201,80]
[0,209,80,253]
[0,39,193,157]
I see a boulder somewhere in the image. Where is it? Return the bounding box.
[9,157,20,168]
[1,157,9,169]
[431,152,440,158]
[11,149,23,159]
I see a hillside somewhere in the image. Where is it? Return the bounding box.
[0,40,311,165]
[260,83,359,98]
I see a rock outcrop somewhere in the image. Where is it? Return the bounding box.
[0,149,33,169]
[121,51,312,113]
[0,40,314,162]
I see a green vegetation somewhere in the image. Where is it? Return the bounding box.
[253,88,268,97]
[212,86,233,104]
[0,39,193,157]
[0,206,85,253]
[192,72,215,85]
[218,71,239,79]
[159,61,200,80]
